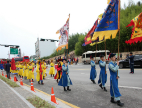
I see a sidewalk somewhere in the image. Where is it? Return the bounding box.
[0,70,72,108]
[0,79,34,108]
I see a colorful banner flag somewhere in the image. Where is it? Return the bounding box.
[125,12,142,45]
[92,0,119,41]
[90,37,105,46]
[83,19,98,46]
[56,15,70,51]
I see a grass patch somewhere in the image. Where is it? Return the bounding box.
[0,75,20,87]
[27,96,55,108]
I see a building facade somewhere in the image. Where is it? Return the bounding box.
[35,38,57,58]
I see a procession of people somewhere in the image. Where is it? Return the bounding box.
[1,53,137,107]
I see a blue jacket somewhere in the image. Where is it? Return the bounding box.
[109,61,121,97]
[5,63,11,72]
[128,55,134,64]
[58,64,72,87]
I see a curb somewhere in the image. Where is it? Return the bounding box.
[0,79,35,108]
[17,82,63,108]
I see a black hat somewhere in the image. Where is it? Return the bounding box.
[62,59,66,62]
[130,52,133,54]
[100,55,104,58]
[109,53,116,58]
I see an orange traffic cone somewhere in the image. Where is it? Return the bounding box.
[14,75,17,82]
[51,87,59,104]
[5,74,7,78]
[20,77,23,86]
[2,71,4,76]
[31,80,35,92]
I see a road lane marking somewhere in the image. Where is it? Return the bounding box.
[106,85,142,89]
[70,69,142,70]
[23,83,80,108]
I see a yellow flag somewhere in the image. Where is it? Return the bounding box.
[56,30,59,34]
[107,0,111,4]
[98,13,103,20]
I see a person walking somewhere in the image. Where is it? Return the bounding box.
[120,53,122,60]
[98,55,107,92]
[108,53,124,107]
[5,61,11,79]
[128,52,134,74]
[90,57,97,84]
[58,59,72,91]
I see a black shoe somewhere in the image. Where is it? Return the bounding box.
[99,84,103,89]
[117,100,124,107]
[93,80,96,84]
[110,97,116,103]
[104,87,107,92]
[38,81,40,84]
[67,86,71,91]
[64,87,67,91]
[32,79,34,82]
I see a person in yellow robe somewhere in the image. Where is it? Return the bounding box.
[43,59,47,79]
[36,61,40,83]
[27,62,34,82]
[23,62,28,79]
[18,62,24,78]
[32,61,35,67]
[36,61,44,84]
[49,60,55,77]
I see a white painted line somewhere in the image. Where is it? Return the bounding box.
[106,85,142,90]
[0,79,35,108]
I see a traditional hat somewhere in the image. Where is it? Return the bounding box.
[57,59,62,62]
[109,53,116,58]
[100,55,104,58]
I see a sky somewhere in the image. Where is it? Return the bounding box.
[0,0,140,59]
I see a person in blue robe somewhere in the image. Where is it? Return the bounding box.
[98,55,107,92]
[58,59,72,91]
[0,64,4,70]
[90,57,97,84]
[108,53,124,107]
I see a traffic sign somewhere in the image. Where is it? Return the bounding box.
[10,48,18,54]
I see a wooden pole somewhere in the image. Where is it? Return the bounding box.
[105,37,107,74]
[95,43,97,61]
[117,0,120,77]
[67,49,68,60]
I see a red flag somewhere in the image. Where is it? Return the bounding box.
[32,67,34,72]
[84,19,98,45]
[40,63,43,80]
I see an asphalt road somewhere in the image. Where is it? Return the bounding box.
[10,64,142,108]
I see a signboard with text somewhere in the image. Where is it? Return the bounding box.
[10,48,18,54]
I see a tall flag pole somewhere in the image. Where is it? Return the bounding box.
[117,0,121,77]
[118,0,120,61]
